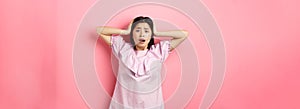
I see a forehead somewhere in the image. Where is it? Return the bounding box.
[134,23,150,29]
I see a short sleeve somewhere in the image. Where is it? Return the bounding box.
[151,40,171,62]
[110,35,126,57]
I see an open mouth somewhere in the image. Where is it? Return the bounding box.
[139,39,146,42]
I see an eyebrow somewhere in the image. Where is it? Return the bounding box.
[136,27,149,29]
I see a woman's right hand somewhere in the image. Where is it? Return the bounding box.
[121,20,133,35]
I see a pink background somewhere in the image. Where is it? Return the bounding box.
[1,0,300,109]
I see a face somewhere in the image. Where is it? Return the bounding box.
[132,22,152,50]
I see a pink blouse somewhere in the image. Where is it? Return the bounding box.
[109,35,170,109]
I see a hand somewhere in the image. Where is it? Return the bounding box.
[152,21,158,36]
[121,20,133,35]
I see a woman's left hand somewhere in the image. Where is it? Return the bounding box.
[152,21,158,36]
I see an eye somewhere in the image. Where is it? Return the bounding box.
[145,30,149,33]
[135,29,140,32]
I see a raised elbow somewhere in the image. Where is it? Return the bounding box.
[96,26,104,35]
[182,30,189,38]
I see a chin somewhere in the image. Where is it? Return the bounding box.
[136,45,147,49]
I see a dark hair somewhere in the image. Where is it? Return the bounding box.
[130,16,155,50]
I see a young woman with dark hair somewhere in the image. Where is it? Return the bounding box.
[97,16,188,109]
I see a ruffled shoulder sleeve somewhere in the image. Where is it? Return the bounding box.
[110,35,126,57]
[150,40,171,62]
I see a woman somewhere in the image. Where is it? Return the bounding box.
[97,16,188,109]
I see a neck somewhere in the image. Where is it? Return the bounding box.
[135,46,148,51]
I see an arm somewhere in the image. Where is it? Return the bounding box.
[155,30,189,51]
[96,21,132,45]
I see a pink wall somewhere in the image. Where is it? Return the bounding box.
[0,0,299,109]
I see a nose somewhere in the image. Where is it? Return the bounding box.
[140,30,146,37]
